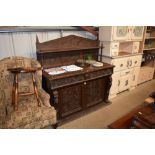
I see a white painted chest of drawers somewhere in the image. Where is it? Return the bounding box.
[100,54,142,99]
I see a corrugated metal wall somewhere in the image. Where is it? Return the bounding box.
[0,28,97,59]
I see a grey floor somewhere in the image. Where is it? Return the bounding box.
[58,80,155,129]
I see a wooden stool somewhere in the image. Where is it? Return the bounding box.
[8,67,42,111]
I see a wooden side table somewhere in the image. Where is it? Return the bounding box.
[8,67,42,110]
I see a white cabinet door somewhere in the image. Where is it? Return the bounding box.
[131,26,144,40]
[131,67,140,87]
[110,72,120,95]
[113,26,129,41]
[119,74,132,92]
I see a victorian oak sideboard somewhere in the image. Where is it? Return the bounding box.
[36,35,114,119]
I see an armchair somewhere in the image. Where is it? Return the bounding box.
[0,56,57,129]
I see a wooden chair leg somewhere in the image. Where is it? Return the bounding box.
[32,73,41,107]
[12,74,16,106]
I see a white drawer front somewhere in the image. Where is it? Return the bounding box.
[120,68,133,76]
[111,48,119,56]
[111,42,119,49]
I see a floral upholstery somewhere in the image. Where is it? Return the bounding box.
[0,56,57,129]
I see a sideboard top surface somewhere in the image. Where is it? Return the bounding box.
[43,63,114,80]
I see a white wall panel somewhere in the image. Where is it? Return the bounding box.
[47,31,61,40]
[29,32,39,58]
[0,30,97,60]
[0,33,14,59]
[12,32,34,58]
[86,32,97,40]
[36,32,48,43]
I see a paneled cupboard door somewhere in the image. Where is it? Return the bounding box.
[113,26,129,41]
[119,75,132,92]
[83,78,107,108]
[58,84,83,118]
[131,26,144,40]
[131,67,140,87]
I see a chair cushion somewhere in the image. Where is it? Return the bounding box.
[5,96,56,129]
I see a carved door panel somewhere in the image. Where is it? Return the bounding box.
[83,77,106,108]
[58,84,83,118]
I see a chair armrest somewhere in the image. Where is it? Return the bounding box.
[39,89,51,107]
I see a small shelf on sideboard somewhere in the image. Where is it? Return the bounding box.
[143,47,155,51]
[145,37,155,39]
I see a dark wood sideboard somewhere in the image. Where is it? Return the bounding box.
[36,35,114,120]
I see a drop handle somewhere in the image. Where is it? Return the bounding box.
[125,71,130,74]
[125,80,128,86]
[118,80,120,86]
[120,64,123,67]
[127,61,130,67]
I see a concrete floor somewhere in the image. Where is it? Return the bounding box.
[58,80,155,129]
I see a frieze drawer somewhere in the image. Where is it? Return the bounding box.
[50,69,113,89]
[84,69,113,80]
[50,74,84,89]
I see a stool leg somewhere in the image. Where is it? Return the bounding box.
[12,74,16,106]
[14,73,18,111]
[32,73,41,107]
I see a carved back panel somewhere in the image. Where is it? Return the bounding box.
[36,35,100,68]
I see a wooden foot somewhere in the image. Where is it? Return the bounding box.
[52,123,58,129]
[105,99,111,104]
